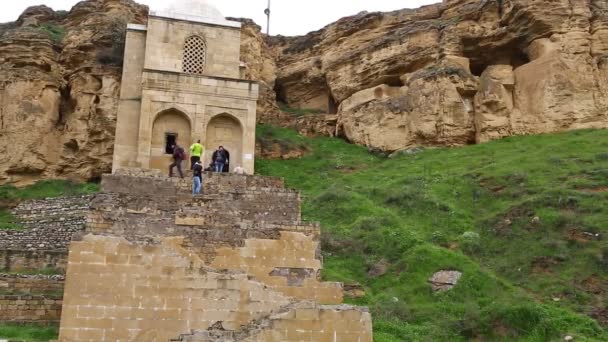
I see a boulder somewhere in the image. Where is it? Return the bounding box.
[428,270,462,292]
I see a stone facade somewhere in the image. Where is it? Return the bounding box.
[112,1,259,176]
[58,169,372,341]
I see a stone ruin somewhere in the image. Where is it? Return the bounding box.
[56,169,372,341]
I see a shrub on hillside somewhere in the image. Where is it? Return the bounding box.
[460,231,481,254]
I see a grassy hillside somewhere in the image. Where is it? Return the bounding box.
[256,126,608,341]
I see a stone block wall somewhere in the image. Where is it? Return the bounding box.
[0,294,63,323]
[105,169,286,196]
[0,274,65,295]
[0,195,91,250]
[0,250,68,273]
[58,170,372,341]
[59,235,293,341]
[177,303,372,342]
[210,231,343,304]
[0,196,89,324]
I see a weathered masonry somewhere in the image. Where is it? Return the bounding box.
[58,168,372,341]
[0,196,90,325]
[112,0,259,175]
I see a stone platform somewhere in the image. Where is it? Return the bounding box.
[58,168,372,341]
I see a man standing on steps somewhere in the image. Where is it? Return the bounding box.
[192,160,203,195]
[211,146,228,173]
[222,148,231,173]
[189,140,204,170]
[169,143,185,178]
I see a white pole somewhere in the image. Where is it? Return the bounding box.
[265,0,271,35]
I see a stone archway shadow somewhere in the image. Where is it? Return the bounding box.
[205,113,244,172]
[150,108,193,173]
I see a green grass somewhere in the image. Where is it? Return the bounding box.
[0,180,99,230]
[279,102,325,116]
[0,180,99,201]
[0,209,20,230]
[0,324,59,341]
[256,125,608,341]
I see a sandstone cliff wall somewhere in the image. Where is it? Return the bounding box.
[2,0,607,183]
[0,0,148,185]
[271,0,608,151]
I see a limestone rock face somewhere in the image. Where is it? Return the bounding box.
[2,0,608,183]
[0,0,148,185]
[271,0,608,151]
[232,18,292,127]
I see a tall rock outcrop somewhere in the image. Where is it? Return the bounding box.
[271,0,608,151]
[0,0,147,185]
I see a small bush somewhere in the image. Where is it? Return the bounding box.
[460,231,481,254]
[38,24,65,44]
[315,185,351,203]
[371,298,412,321]
[430,231,448,246]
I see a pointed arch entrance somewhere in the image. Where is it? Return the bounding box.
[150,108,192,173]
[205,114,243,171]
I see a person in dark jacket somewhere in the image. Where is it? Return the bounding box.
[222,148,231,173]
[211,146,228,173]
[169,143,185,178]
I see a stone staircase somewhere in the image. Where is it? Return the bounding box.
[57,168,372,341]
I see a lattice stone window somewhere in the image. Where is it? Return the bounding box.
[183,36,206,74]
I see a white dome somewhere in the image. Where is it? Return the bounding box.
[151,0,239,27]
[164,0,225,21]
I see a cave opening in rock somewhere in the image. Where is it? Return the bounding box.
[376,75,405,87]
[274,83,287,104]
[464,40,530,76]
[328,94,338,114]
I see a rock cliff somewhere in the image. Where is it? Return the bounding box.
[272,0,608,151]
[0,0,148,185]
[0,1,290,184]
[1,0,607,183]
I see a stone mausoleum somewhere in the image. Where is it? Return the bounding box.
[112,0,259,175]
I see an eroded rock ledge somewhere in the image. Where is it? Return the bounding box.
[271,0,608,151]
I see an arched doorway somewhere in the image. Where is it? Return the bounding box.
[150,109,192,174]
[205,114,243,171]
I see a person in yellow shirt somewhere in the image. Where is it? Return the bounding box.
[189,140,204,170]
